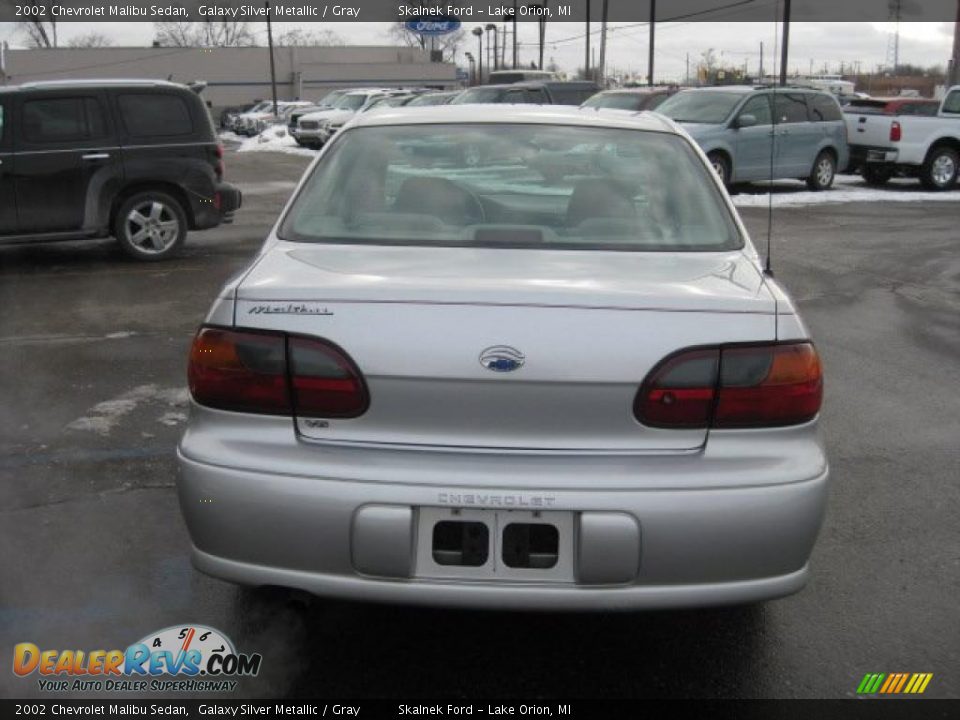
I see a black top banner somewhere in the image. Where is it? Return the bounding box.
[1,0,959,23]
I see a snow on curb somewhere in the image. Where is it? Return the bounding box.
[221,126,316,158]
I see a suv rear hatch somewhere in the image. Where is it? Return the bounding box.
[234,243,776,452]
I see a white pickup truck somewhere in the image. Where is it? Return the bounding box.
[845,85,960,190]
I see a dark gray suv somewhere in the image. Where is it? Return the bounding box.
[0,79,241,261]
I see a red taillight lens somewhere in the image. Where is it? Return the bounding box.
[188,328,289,415]
[188,328,368,418]
[890,121,902,142]
[289,337,369,418]
[636,342,822,429]
[214,143,225,179]
[714,343,822,427]
[635,349,719,428]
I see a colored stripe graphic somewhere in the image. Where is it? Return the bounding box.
[857,673,933,694]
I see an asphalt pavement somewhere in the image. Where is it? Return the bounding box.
[1,148,957,700]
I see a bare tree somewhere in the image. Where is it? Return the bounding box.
[153,20,254,47]
[153,22,197,48]
[67,32,113,49]
[386,22,465,61]
[275,29,345,47]
[19,21,58,48]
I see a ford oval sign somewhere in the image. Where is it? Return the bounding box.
[479,346,525,373]
[405,19,462,36]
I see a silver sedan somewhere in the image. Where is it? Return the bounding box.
[178,105,827,610]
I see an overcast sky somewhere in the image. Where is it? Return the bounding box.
[0,22,954,81]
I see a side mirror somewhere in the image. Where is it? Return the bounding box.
[735,113,758,129]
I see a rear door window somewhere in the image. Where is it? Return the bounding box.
[772,93,809,124]
[21,96,109,143]
[808,94,842,122]
[118,93,194,137]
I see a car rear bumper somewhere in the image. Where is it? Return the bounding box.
[849,144,900,168]
[192,182,242,229]
[176,409,828,610]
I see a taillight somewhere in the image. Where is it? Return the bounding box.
[289,337,369,417]
[635,342,822,429]
[188,328,289,415]
[188,328,368,418]
[214,143,225,179]
[890,121,902,142]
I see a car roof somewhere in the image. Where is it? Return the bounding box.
[0,79,190,94]
[597,87,676,95]
[348,104,678,134]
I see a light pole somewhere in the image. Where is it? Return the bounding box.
[465,52,476,85]
[472,27,484,84]
[486,24,499,72]
[512,0,519,69]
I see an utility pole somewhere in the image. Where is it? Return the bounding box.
[265,1,277,115]
[779,0,791,86]
[950,0,960,86]
[648,0,656,86]
[685,52,690,85]
[472,27,483,84]
[539,4,547,70]
[599,0,609,86]
[585,0,591,80]
[759,41,764,81]
[512,0,519,68]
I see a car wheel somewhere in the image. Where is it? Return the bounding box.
[862,164,893,186]
[114,191,187,261]
[806,151,836,191]
[920,146,959,191]
[707,152,731,187]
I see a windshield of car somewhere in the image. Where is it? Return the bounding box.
[279,124,741,252]
[336,94,368,111]
[657,91,743,124]
[582,93,644,111]
[319,91,345,106]
[450,88,506,104]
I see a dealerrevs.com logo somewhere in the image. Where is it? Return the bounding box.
[13,625,261,693]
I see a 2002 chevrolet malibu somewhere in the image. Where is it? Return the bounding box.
[178,105,827,609]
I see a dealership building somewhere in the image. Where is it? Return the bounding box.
[0,45,459,109]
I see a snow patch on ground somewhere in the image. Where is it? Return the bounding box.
[67,385,189,436]
[731,175,960,208]
[223,126,317,158]
[158,411,188,427]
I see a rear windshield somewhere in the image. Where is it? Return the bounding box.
[657,91,743,124]
[279,123,742,252]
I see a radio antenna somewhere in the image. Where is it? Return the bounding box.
[764,5,779,277]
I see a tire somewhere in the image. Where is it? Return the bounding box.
[113,191,187,261]
[919,145,959,191]
[707,152,731,188]
[806,150,836,191]
[862,164,893,186]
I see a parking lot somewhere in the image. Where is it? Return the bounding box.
[1,146,958,700]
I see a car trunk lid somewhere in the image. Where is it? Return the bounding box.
[235,243,776,452]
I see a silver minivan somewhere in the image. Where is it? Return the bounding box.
[657,86,849,190]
